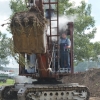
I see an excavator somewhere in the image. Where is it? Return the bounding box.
[0,0,90,100]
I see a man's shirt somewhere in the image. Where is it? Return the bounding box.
[59,38,71,46]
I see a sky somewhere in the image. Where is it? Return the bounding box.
[0,0,100,67]
[88,0,100,42]
[0,0,12,38]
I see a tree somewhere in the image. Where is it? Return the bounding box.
[0,32,11,67]
[9,0,97,63]
[92,42,100,61]
[10,0,28,13]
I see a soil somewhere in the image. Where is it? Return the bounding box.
[90,97,100,100]
[62,68,100,98]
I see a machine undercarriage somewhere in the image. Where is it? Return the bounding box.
[0,82,90,100]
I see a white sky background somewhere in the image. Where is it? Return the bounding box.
[70,0,88,5]
[0,0,100,67]
[0,0,12,37]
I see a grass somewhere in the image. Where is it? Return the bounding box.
[0,79,15,86]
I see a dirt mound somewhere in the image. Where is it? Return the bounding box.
[90,97,100,100]
[62,68,100,97]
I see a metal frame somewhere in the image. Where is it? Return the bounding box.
[19,0,74,79]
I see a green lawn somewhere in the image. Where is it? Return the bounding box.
[0,79,15,86]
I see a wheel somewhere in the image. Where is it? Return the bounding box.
[2,87,17,100]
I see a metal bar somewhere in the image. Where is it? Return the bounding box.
[19,53,25,75]
[43,2,58,4]
[39,0,44,15]
[48,35,59,36]
[51,20,57,21]
[48,0,53,70]
[68,22,74,74]
[56,0,60,71]
[51,27,57,28]
[49,0,52,37]
[33,0,35,5]
[19,54,21,75]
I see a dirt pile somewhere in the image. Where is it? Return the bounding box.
[90,97,100,100]
[62,68,100,97]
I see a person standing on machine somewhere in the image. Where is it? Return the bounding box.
[59,33,71,71]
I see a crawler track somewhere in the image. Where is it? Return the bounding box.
[0,83,90,100]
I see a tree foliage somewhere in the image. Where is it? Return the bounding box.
[10,0,28,13]
[9,0,99,63]
[0,32,11,67]
[92,42,100,61]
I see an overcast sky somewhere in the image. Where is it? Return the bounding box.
[0,0,12,37]
[0,0,100,67]
[88,0,100,42]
